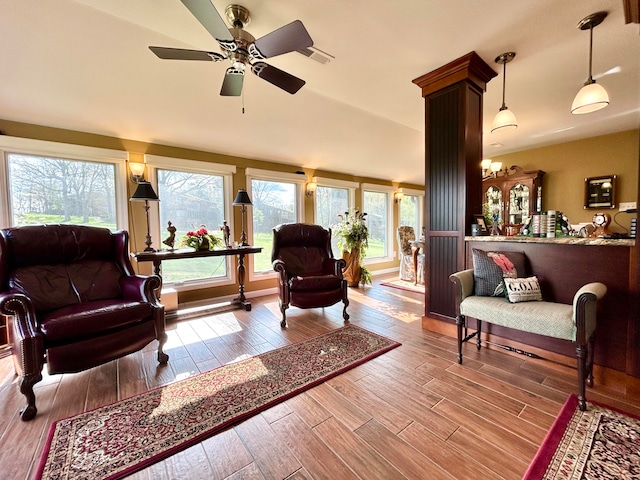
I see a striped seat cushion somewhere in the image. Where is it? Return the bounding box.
[460,295,575,341]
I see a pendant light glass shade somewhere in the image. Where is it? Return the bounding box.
[572,12,609,115]
[491,108,518,133]
[491,52,518,134]
[571,81,609,114]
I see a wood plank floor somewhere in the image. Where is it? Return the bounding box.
[1,275,639,479]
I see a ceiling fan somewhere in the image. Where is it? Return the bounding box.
[149,0,313,96]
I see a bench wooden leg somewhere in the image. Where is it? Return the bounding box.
[576,343,588,411]
[476,320,482,350]
[455,315,464,364]
[586,334,595,388]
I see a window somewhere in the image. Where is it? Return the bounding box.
[0,136,128,229]
[362,184,395,262]
[314,177,358,254]
[145,155,235,288]
[245,168,305,275]
[399,190,424,239]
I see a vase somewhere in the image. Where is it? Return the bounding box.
[342,248,361,287]
[198,237,210,251]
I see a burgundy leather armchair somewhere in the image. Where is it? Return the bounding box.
[0,224,168,421]
[272,223,349,327]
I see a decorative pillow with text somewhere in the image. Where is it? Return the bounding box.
[504,276,543,303]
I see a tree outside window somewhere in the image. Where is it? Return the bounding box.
[315,185,349,255]
[363,190,388,258]
[157,169,227,283]
[251,179,297,272]
[7,153,116,228]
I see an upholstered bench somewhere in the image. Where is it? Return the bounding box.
[449,249,606,411]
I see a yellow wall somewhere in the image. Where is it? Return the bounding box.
[492,129,639,233]
[0,119,420,304]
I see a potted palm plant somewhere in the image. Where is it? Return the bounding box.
[333,209,371,287]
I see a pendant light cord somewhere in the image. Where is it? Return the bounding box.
[586,24,594,84]
[501,60,507,110]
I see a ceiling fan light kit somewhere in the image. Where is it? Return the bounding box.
[491,52,518,134]
[572,11,609,115]
[149,0,313,97]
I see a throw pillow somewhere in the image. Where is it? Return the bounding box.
[504,276,543,303]
[472,249,526,297]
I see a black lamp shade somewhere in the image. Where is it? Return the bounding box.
[233,189,252,206]
[130,181,159,201]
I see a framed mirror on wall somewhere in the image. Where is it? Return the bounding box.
[584,175,616,209]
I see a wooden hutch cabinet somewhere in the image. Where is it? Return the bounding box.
[482,165,545,228]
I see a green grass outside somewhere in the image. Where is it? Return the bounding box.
[18,213,116,229]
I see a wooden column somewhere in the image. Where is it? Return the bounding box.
[412,52,496,323]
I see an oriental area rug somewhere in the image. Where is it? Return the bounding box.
[523,393,640,479]
[36,325,400,480]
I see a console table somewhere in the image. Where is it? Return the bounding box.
[131,246,263,311]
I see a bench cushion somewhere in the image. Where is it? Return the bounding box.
[460,296,575,341]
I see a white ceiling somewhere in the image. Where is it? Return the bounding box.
[1,0,638,186]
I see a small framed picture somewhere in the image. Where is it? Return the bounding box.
[474,214,488,233]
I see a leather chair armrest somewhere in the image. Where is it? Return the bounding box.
[0,291,44,377]
[120,275,162,306]
[323,258,346,277]
[573,282,607,343]
[272,259,289,304]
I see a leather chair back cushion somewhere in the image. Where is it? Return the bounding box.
[40,300,154,343]
[278,246,327,276]
[10,260,123,312]
[2,224,115,268]
[289,274,342,291]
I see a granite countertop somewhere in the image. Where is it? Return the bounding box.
[464,235,635,247]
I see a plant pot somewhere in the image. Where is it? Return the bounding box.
[198,237,210,251]
[342,249,361,287]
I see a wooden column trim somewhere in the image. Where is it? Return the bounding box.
[412,51,497,97]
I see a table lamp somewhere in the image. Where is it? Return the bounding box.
[233,189,252,246]
[130,181,159,252]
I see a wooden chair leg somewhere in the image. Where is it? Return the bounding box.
[576,343,588,411]
[476,320,482,350]
[455,315,464,364]
[586,334,595,388]
[19,373,42,421]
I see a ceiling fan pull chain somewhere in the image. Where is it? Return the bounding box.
[242,86,245,114]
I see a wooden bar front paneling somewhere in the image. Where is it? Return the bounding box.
[414,52,496,322]
[466,239,632,374]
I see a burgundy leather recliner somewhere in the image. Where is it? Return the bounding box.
[272,223,349,327]
[0,224,168,421]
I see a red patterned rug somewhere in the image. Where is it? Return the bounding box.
[523,393,640,479]
[36,325,400,480]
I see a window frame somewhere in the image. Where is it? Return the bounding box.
[144,154,236,292]
[245,167,306,281]
[0,136,129,229]
[361,183,396,265]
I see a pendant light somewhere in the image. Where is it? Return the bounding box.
[571,12,609,115]
[491,52,518,133]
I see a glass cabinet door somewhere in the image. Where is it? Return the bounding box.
[508,183,529,225]
[485,186,503,225]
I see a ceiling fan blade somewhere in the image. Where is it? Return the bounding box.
[149,46,226,61]
[220,67,245,96]
[249,20,313,59]
[181,0,236,51]
[251,62,305,94]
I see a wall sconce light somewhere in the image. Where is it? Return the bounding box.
[233,189,253,246]
[481,159,504,179]
[129,181,159,252]
[129,162,146,183]
[571,11,609,114]
[306,179,317,197]
[394,189,404,203]
[491,52,518,134]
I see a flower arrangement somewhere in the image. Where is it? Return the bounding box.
[333,209,371,286]
[179,225,223,251]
